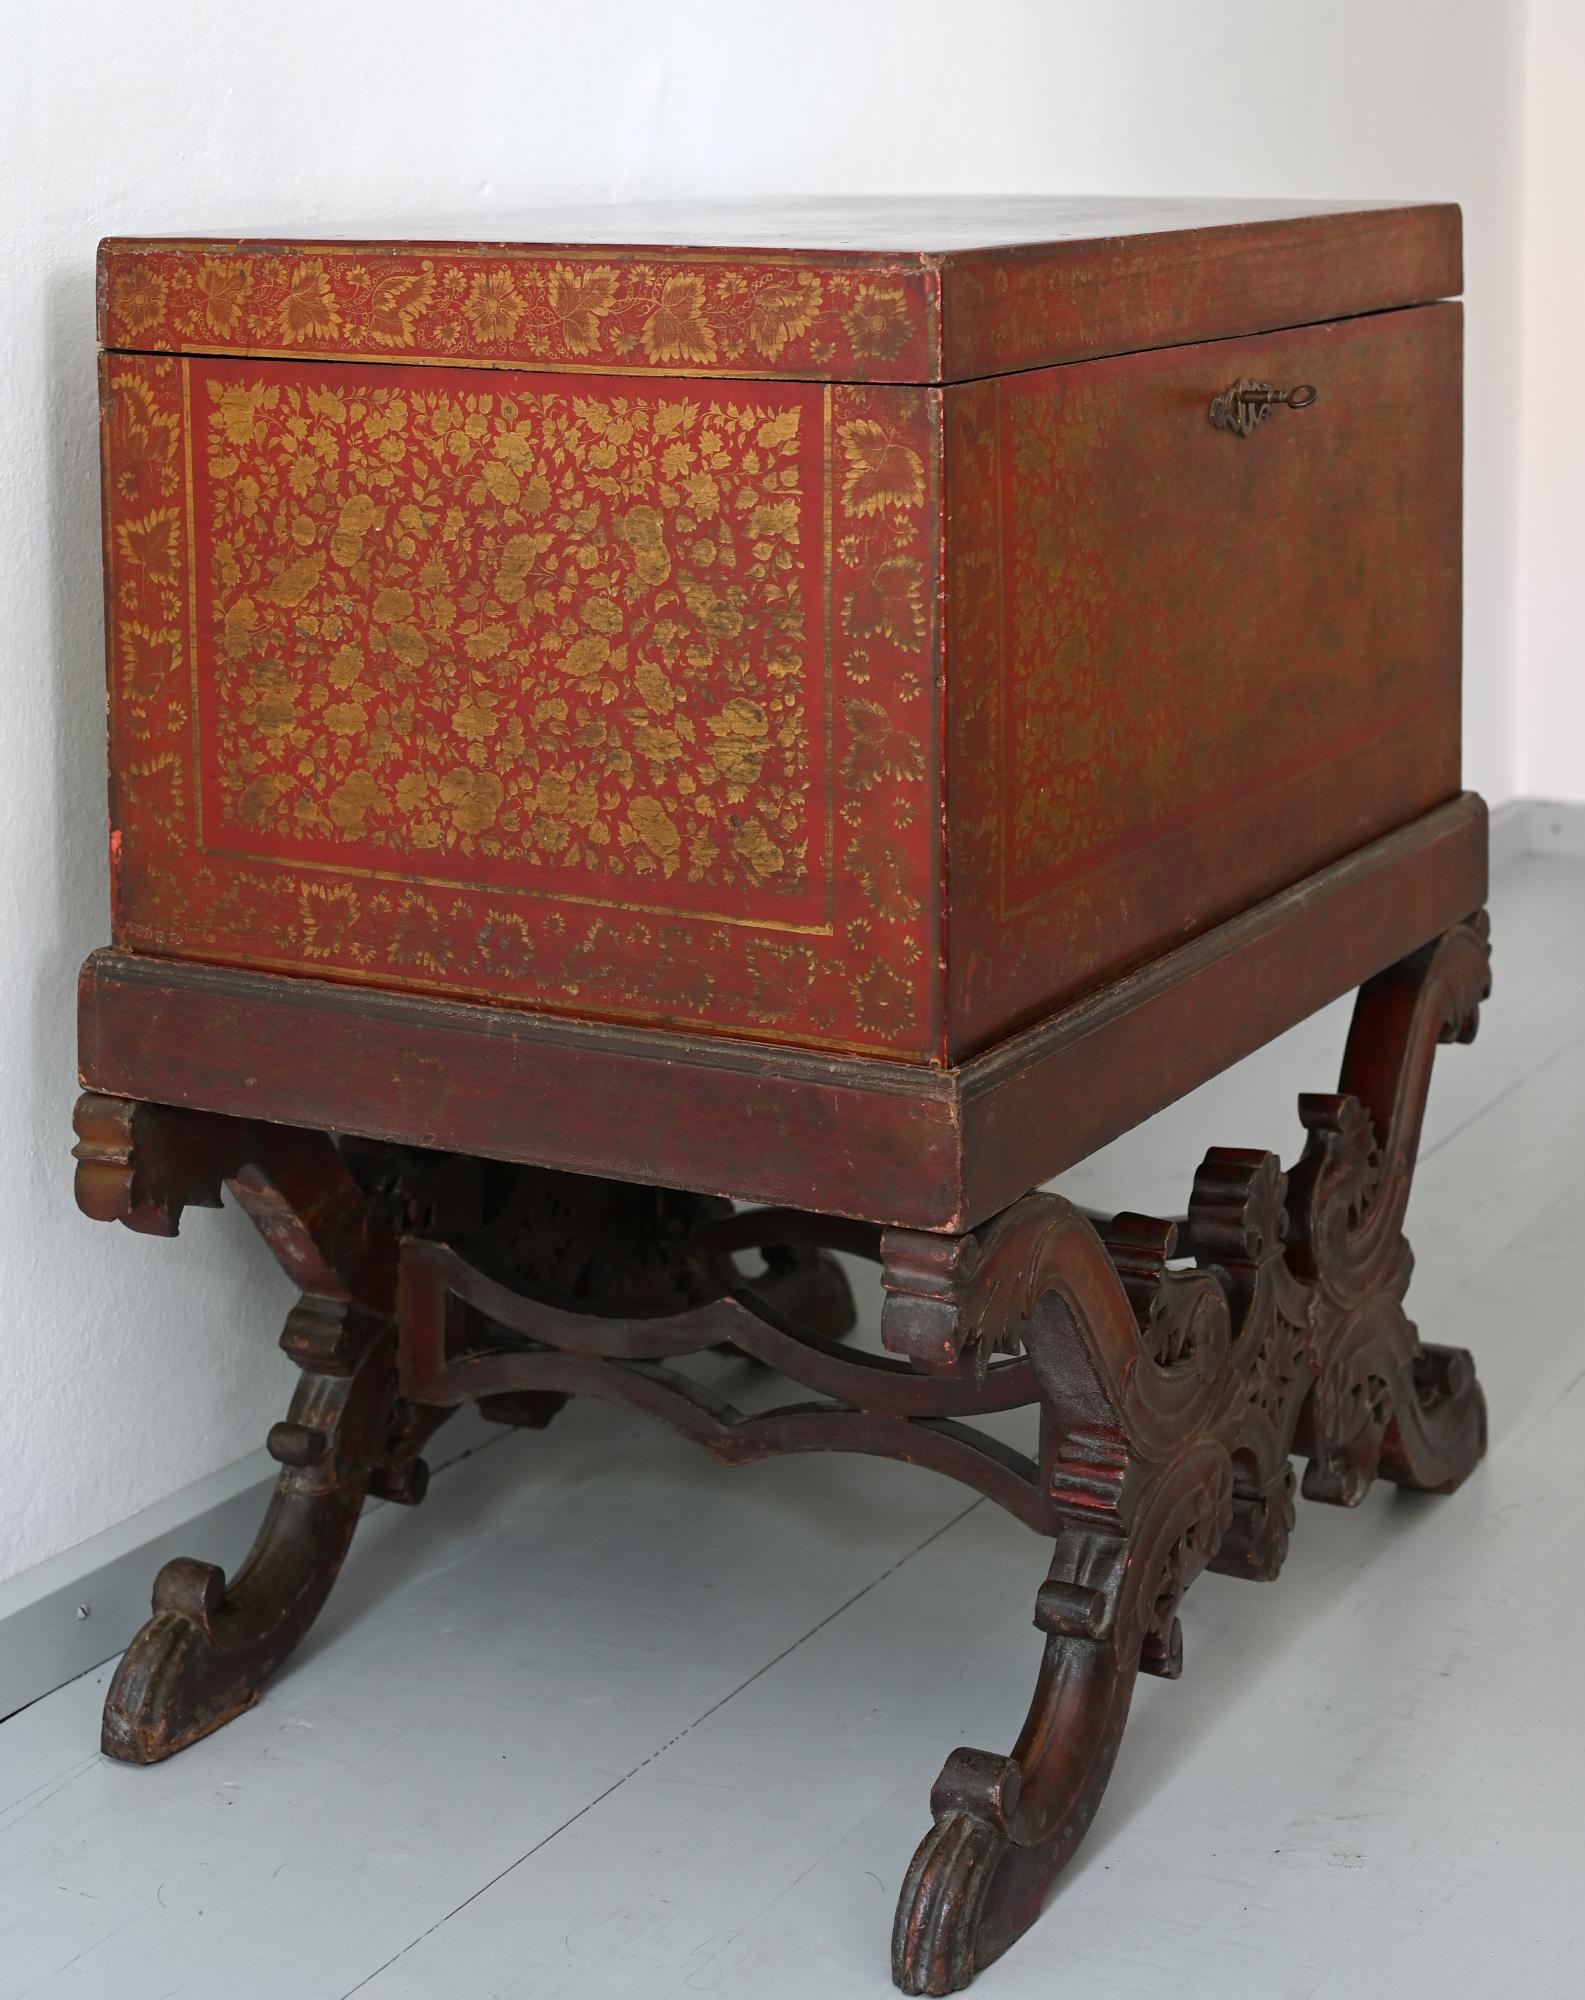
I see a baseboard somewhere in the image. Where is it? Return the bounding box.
[0,1404,505,1725]
[1519,799,1585,862]
[1489,796,1585,869]
[1488,799,1535,872]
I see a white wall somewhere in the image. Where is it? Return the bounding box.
[0,0,1528,1584]
[1517,0,1585,803]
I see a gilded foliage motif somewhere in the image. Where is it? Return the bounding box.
[826,398,934,1037]
[103,245,929,384]
[198,364,819,901]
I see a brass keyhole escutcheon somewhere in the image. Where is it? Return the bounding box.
[1209,378,1319,437]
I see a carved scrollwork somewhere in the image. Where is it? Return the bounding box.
[890,913,1491,1992]
[1100,1212,1228,1370]
[1132,1447,1236,1679]
[72,1092,241,1237]
[1287,912,1492,1296]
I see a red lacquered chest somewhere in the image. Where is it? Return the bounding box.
[96,196,1469,1070]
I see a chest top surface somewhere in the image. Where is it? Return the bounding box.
[99,194,1460,384]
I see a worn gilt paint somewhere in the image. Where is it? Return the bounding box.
[97,202,1459,383]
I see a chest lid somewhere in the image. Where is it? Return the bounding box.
[99,195,1460,385]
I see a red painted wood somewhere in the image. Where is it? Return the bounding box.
[79,194,1492,1998]
[958,798,1486,1227]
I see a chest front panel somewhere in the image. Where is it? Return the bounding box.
[102,354,939,1057]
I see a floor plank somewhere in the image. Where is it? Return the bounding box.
[0,1419,977,1999]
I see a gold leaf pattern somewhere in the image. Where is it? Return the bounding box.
[748,272,822,358]
[277,262,340,345]
[839,420,925,516]
[112,264,167,337]
[116,509,181,580]
[547,263,616,353]
[842,698,925,791]
[842,553,925,651]
[106,375,181,506]
[119,622,181,712]
[1006,387,1111,877]
[299,881,366,959]
[367,268,435,347]
[642,274,717,365]
[196,259,254,336]
[200,366,816,894]
[841,283,912,360]
[102,244,933,384]
[465,269,522,344]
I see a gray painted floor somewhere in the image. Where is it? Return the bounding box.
[3,851,1582,1999]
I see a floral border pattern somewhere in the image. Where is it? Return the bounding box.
[101,243,935,385]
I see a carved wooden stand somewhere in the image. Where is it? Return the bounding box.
[73,915,1490,1992]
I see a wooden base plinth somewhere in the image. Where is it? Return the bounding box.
[76,794,1488,1232]
[72,914,1491,1991]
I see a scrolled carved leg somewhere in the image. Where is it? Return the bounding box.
[1379,1341,1486,1493]
[893,1491,1216,1994]
[886,912,1492,1991]
[1286,914,1492,1504]
[75,1093,451,1763]
[101,1297,445,1762]
[884,1194,1241,1993]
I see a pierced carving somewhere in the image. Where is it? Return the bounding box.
[889,913,1491,1993]
[82,1122,861,1763]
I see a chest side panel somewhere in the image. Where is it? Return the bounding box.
[946,304,1462,1056]
[102,354,939,1058]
